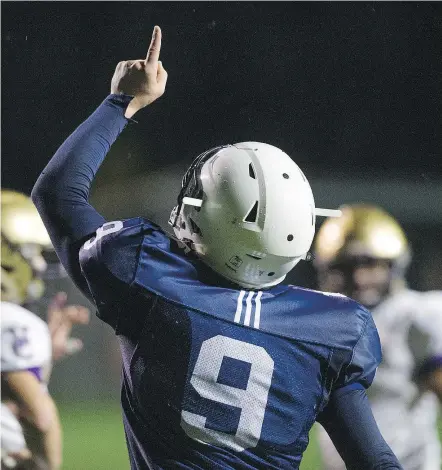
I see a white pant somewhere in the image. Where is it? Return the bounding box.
[1,403,26,454]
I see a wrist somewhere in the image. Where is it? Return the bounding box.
[108,93,134,107]
[124,97,143,119]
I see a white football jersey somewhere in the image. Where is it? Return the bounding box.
[1,301,51,380]
[1,302,52,462]
[318,288,442,470]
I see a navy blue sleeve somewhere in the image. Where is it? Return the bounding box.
[78,218,155,334]
[31,94,134,298]
[317,387,403,470]
[336,309,382,391]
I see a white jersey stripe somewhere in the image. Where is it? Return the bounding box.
[254,291,263,329]
[243,291,255,326]
[234,290,246,323]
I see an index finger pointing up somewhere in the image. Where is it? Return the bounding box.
[146,25,162,64]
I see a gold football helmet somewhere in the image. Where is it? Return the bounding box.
[1,189,53,304]
[314,204,409,267]
[313,204,410,307]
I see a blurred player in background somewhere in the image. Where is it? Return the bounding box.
[1,189,89,469]
[31,26,403,469]
[314,204,442,470]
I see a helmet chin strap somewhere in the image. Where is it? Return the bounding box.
[169,198,204,229]
[315,208,342,217]
[182,197,203,207]
[181,200,342,215]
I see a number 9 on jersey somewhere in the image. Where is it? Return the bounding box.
[181,335,274,452]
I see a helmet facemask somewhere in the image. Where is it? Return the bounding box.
[1,235,45,304]
[1,189,64,305]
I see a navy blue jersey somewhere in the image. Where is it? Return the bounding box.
[79,217,381,470]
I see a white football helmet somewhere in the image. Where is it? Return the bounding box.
[169,142,341,289]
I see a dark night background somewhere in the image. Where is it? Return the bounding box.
[3,2,442,191]
[2,0,442,397]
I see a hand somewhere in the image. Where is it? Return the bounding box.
[47,292,90,361]
[111,25,168,118]
[2,449,32,470]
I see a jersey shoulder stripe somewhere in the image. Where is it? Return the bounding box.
[234,290,263,329]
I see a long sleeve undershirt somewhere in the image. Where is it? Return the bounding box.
[317,385,402,469]
[32,94,133,295]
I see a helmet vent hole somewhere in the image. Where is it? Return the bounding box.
[268,272,275,277]
[287,234,294,241]
[188,218,202,236]
[181,221,186,230]
[283,173,289,179]
[249,163,256,179]
[244,201,259,223]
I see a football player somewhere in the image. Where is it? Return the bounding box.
[314,204,442,470]
[1,189,89,469]
[31,26,403,469]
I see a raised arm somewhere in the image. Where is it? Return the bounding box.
[31,26,167,297]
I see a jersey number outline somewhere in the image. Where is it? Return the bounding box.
[181,335,274,452]
[82,221,123,250]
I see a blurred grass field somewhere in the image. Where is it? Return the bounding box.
[59,402,321,469]
[59,402,441,470]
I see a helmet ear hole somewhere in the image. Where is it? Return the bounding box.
[244,201,259,223]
